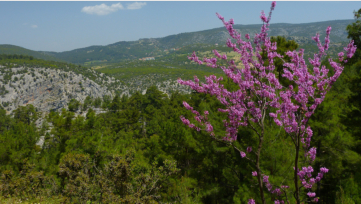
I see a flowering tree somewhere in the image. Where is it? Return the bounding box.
[178,2,356,203]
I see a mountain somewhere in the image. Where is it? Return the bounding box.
[0,44,64,62]
[42,40,164,65]
[0,19,355,65]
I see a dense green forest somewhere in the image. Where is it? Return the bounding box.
[1,10,361,204]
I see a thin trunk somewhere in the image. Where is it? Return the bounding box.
[256,134,266,204]
[256,103,267,204]
[294,133,301,204]
[316,140,321,198]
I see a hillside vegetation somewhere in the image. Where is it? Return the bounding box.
[0,20,353,66]
[1,14,361,203]
[0,45,64,62]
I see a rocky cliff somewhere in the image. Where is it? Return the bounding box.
[0,66,116,113]
[0,66,191,114]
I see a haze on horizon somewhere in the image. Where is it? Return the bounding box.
[0,1,358,52]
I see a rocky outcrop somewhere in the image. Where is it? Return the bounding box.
[0,66,192,114]
[0,67,116,113]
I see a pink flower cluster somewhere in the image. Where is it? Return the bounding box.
[240,151,246,158]
[307,147,317,162]
[270,25,356,149]
[179,2,283,144]
[248,199,255,204]
[179,0,356,148]
[263,175,283,196]
[178,1,356,202]
[257,174,288,203]
[296,165,329,201]
[180,101,213,132]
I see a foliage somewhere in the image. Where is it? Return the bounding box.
[1,4,361,204]
[178,2,356,203]
[346,8,361,63]
[68,99,80,112]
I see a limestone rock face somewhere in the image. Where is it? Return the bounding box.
[0,67,114,113]
[0,66,193,114]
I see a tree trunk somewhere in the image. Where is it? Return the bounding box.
[256,135,266,204]
[294,133,301,204]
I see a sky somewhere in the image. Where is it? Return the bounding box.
[0,1,359,52]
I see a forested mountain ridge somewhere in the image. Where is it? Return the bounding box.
[154,19,353,48]
[39,19,356,64]
[0,20,354,65]
[0,44,64,62]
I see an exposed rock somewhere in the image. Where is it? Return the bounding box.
[0,66,192,114]
[0,67,116,113]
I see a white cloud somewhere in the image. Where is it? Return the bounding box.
[31,25,38,28]
[81,3,124,15]
[81,2,146,15]
[127,2,146,10]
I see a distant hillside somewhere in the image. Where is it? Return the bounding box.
[42,40,164,65]
[156,19,354,48]
[44,19,357,64]
[0,44,63,62]
[1,19,355,65]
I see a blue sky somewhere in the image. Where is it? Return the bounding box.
[0,1,359,52]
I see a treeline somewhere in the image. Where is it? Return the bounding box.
[0,54,81,69]
[0,54,35,60]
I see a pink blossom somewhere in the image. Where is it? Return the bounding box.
[216,12,224,21]
[272,188,282,196]
[338,52,344,62]
[229,18,234,25]
[180,116,190,126]
[260,11,267,23]
[252,171,257,176]
[308,147,317,162]
[271,1,276,8]
[248,199,255,204]
[182,101,193,110]
[320,167,329,173]
[247,146,252,152]
[263,175,269,183]
[307,192,316,197]
[240,152,246,158]
[205,123,213,132]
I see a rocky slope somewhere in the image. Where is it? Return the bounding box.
[0,66,114,113]
[0,66,191,114]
